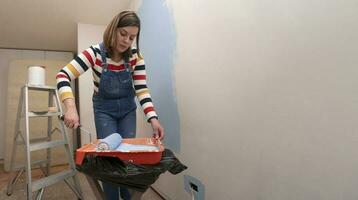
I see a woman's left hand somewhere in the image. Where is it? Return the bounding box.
[150,118,165,140]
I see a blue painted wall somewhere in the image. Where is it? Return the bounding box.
[138,0,181,152]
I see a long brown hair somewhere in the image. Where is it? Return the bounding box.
[103,11,141,60]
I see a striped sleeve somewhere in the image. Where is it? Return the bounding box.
[133,54,158,121]
[56,46,96,101]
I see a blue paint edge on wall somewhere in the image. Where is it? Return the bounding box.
[138,0,181,152]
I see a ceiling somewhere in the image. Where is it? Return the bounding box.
[0,0,131,52]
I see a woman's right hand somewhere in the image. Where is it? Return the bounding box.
[63,98,80,128]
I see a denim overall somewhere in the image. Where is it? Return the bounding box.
[93,43,137,200]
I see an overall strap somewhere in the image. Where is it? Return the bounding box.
[99,43,108,71]
[123,55,132,73]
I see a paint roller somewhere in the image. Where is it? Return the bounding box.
[97,133,123,151]
[58,114,122,150]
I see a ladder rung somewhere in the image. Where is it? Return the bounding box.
[26,85,57,91]
[30,140,66,151]
[31,170,76,192]
[14,159,50,170]
[28,112,61,118]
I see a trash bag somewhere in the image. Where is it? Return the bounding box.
[76,149,187,192]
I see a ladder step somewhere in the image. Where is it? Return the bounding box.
[31,170,77,192]
[30,140,66,151]
[28,112,61,118]
[26,85,57,91]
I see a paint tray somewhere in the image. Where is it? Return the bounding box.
[76,138,165,165]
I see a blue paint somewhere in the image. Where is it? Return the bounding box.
[138,0,181,152]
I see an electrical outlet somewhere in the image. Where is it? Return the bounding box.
[184,175,205,200]
[190,182,198,192]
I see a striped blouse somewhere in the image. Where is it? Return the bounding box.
[56,44,158,121]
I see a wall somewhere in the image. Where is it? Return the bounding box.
[0,49,20,160]
[138,0,181,153]
[131,0,358,199]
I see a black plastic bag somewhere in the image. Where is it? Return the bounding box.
[76,149,187,192]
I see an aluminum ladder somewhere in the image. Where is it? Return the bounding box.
[6,84,83,200]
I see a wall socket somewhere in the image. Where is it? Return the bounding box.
[184,175,205,200]
[190,182,198,192]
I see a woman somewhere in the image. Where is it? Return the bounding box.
[56,11,165,200]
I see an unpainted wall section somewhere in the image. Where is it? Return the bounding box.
[134,0,358,199]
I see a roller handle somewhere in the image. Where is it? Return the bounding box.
[58,114,83,127]
[58,114,92,142]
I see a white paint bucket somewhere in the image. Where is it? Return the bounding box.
[28,65,46,86]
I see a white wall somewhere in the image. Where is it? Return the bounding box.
[0,49,20,160]
[144,0,358,200]
[0,49,73,160]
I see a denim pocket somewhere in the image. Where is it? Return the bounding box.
[99,70,133,98]
[118,71,132,86]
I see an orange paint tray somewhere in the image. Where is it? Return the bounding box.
[76,138,165,165]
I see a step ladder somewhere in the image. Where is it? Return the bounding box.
[6,84,83,200]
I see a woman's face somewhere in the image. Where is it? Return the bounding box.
[115,26,139,54]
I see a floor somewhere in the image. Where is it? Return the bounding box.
[0,164,164,200]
